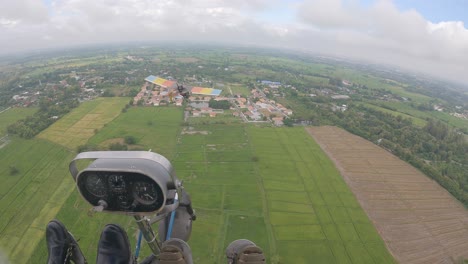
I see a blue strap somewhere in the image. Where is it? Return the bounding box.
[166,193,179,241]
[135,231,143,259]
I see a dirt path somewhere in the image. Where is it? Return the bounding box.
[307,126,468,264]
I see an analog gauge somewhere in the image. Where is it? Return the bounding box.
[85,173,107,197]
[133,181,159,205]
[117,195,132,209]
[108,174,126,191]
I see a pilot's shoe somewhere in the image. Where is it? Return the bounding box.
[226,239,266,264]
[159,238,193,264]
[96,224,132,264]
[46,219,87,264]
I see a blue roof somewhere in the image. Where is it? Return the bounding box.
[211,89,222,96]
[145,75,157,82]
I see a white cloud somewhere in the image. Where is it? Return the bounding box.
[0,18,20,28]
[298,0,367,29]
[295,0,468,83]
[0,0,467,84]
[0,0,49,24]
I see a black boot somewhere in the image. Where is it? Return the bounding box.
[96,224,132,264]
[70,238,87,264]
[46,219,87,264]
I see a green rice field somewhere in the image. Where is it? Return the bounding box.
[38,97,129,150]
[380,101,468,131]
[247,127,394,263]
[359,102,427,127]
[0,139,75,264]
[0,101,394,263]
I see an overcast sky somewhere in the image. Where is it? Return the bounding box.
[1,0,468,84]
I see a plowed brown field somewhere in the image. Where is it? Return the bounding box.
[308,126,468,264]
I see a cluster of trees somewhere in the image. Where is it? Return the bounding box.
[101,89,115,97]
[77,136,138,153]
[7,99,79,139]
[121,101,132,113]
[208,99,230,109]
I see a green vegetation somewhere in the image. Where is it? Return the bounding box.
[88,107,183,159]
[0,139,75,264]
[380,101,468,132]
[22,104,394,263]
[187,110,241,125]
[38,97,129,150]
[0,107,37,136]
[124,135,137,144]
[248,127,395,263]
[358,102,427,127]
[1,47,466,262]
[7,99,78,139]
[29,105,184,263]
[228,83,251,97]
[286,94,468,206]
[208,98,231,109]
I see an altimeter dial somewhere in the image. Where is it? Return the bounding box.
[85,173,107,197]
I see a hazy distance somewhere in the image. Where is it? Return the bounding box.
[1,0,468,85]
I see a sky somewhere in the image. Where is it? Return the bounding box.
[1,0,468,84]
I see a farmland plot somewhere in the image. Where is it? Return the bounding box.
[308,126,468,263]
[38,97,129,150]
[26,107,393,263]
[0,139,74,264]
[248,127,395,264]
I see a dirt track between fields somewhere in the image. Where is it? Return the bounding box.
[307,126,468,264]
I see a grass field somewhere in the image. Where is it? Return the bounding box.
[88,106,183,158]
[248,127,395,263]
[37,97,129,150]
[303,75,329,86]
[187,110,241,125]
[24,105,393,263]
[380,101,468,131]
[0,139,75,264]
[331,68,431,103]
[359,102,427,127]
[228,83,251,97]
[0,107,37,136]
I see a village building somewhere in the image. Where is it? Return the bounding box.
[272,116,284,126]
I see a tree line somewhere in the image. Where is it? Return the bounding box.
[7,98,79,139]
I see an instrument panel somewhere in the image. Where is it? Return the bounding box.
[77,171,165,213]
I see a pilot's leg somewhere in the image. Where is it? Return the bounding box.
[46,219,87,264]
